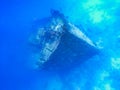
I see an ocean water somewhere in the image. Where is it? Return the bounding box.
[1,0,120,90]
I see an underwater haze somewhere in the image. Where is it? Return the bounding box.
[1,0,120,90]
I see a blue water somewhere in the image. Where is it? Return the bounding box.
[1,0,120,90]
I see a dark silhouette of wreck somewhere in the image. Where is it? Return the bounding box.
[29,10,99,73]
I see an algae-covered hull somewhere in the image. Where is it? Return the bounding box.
[29,10,99,73]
